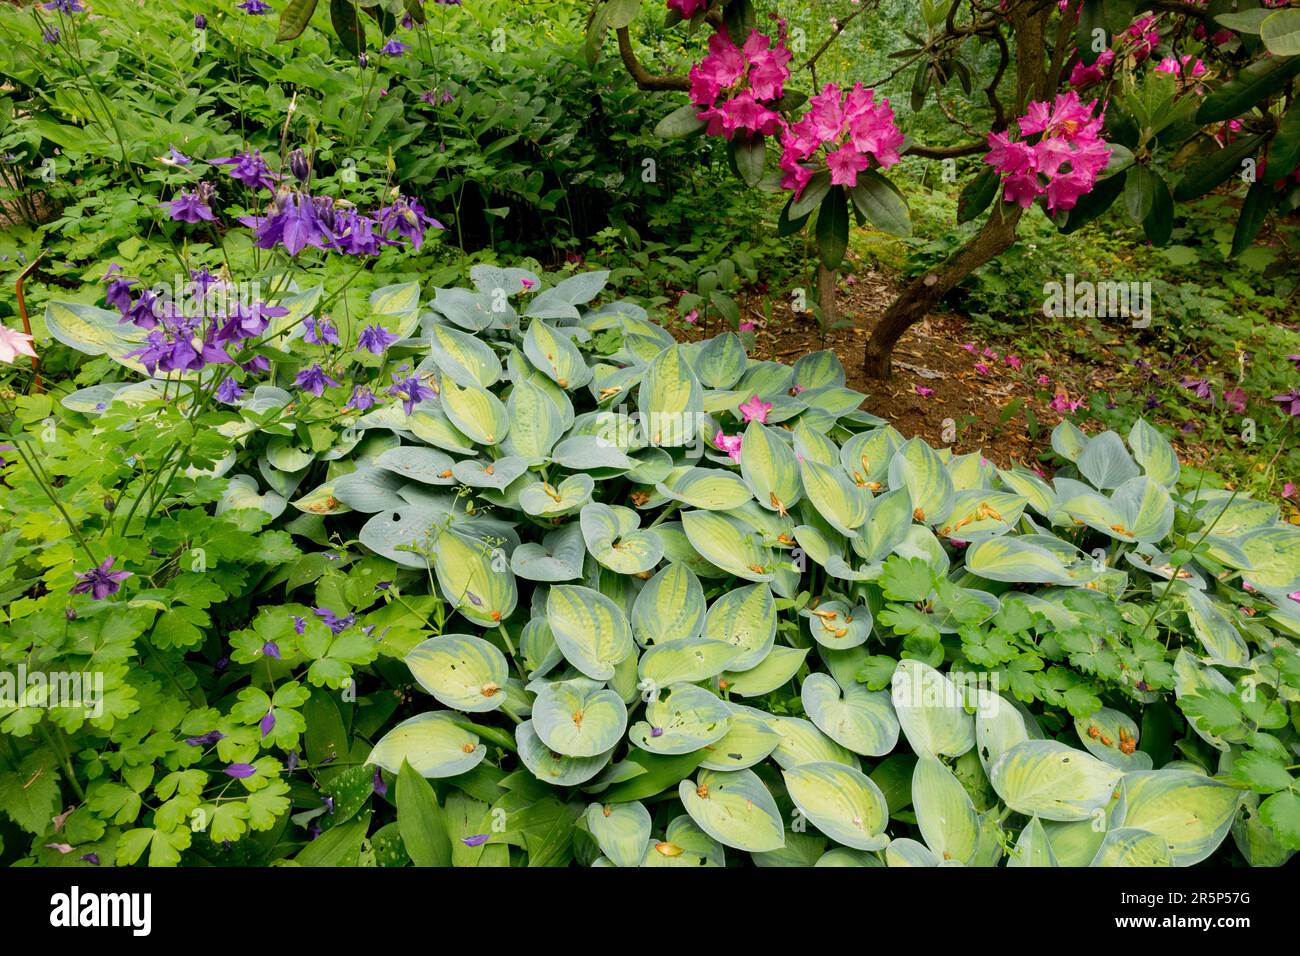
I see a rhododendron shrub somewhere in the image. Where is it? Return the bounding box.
[595,0,1300,376]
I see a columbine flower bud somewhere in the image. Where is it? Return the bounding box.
[289,148,311,183]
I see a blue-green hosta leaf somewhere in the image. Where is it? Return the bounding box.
[359,504,445,567]
[428,323,502,388]
[407,404,477,454]
[451,455,527,491]
[784,761,890,851]
[630,684,732,755]
[799,459,871,536]
[718,645,808,697]
[1090,826,1173,866]
[510,523,586,582]
[802,674,900,757]
[793,419,840,466]
[640,815,726,867]
[990,740,1123,822]
[888,438,955,526]
[692,332,748,389]
[792,349,846,390]
[1182,588,1251,667]
[679,768,785,853]
[657,466,753,511]
[997,467,1056,516]
[1127,418,1179,487]
[366,712,485,778]
[1072,706,1153,771]
[44,300,148,372]
[852,487,913,564]
[370,280,421,318]
[703,583,776,671]
[405,634,509,713]
[433,286,505,332]
[545,584,634,680]
[217,475,286,520]
[965,536,1074,585]
[681,509,778,584]
[639,638,741,686]
[1238,525,1300,592]
[439,378,509,446]
[736,360,794,399]
[1007,816,1059,867]
[1172,650,1245,752]
[502,378,566,463]
[699,705,781,771]
[434,529,517,628]
[765,715,860,770]
[1077,430,1141,489]
[891,660,975,758]
[912,756,980,864]
[815,848,884,867]
[739,421,802,516]
[265,439,314,472]
[516,720,613,787]
[938,490,1027,541]
[885,838,940,867]
[519,617,564,679]
[524,319,593,390]
[632,563,705,647]
[530,678,628,757]
[579,502,664,574]
[638,345,703,447]
[585,801,652,867]
[1192,489,1279,536]
[1042,819,1106,866]
[1051,420,1089,462]
[974,690,1029,775]
[550,436,638,472]
[1111,770,1241,866]
[946,452,996,492]
[840,427,902,486]
[801,599,872,650]
[468,264,540,299]
[374,446,456,485]
[518,474,594,517]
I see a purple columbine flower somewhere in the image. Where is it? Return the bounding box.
[387,373,435,415]
[376,195,441,250]
[1287,354,1300,371]
[461,834,489,847]
[70,557,131,600]
[295,364,340,397]
[358,53,369,67]
[162,186,217,224]
[42,26,60,44]
[373,767,388,797]
[345,386,377,411]
[165,145,193,166]
[214,656,230,675]
[216,301,288,344]
[292,616,307,635]
[260,710,276,738]
[243,190,333,256]
[333,208,392,256]
[241,355,271,374]
[1272,389,1300,417]
[211,150,277,191]
[237,0,272,14]
[103,267,136,313]
[1181,378,1214,401]
[381,38,409,57]
[121,289,161,328]
[288,148,311,182]
[262,641,281,660]
[43,0,86,11]
[357,323,399,354]
[185,730,225,747]
[215,376,244,404]
[194,13,207,29]
[223,763,257,779]
[79,853,100,865]
[313,607,355,634]
[286,750,300,772]
[304,317,341,346]
[323,795,335,815]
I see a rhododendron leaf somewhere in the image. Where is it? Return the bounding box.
[849,170,912,237]
[654,103,707,139]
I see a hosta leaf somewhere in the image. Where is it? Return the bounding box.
[799,459,871,536]
[891,660,975,758]
[1077,431,1141,489]
[989,740,1123,822]
[524,319,593,390]
[44,301,149,373]
[516,720,613,787]
[440,378,509,446]
[1127,418,1179,487]
[374,446,456,485]
[656,467,753,511]
[1007,816,1059,867]
[405,634,509,713]
[530,678,628,757]
[585,801,652,867]
[639,638,742,685]
[367,712,485,778]
[546,585,634,680]
[965,537,1074,585]
[429,323,502,388]
[1089,827,1173,866]
[681,510,778,584]
[1074,707,1153,771]
[887,437,955,526]
[766,715,860,770]
[801,674,900,757]
[719,645,808,697]
[802,599,872,650]
[1112,770,1242,866]
[678,769,785,852]
[699,705,782,771]
[912,756,980,864]
[579,503,664,574]
[434,529,517,627]
[519,474,594,517]
[510,523,586,582]
[638,345,703,447]
[503,378,566,462]
[703,583,777,671]
[632,563,706,647]
[784,761,890,851]
[1181,588,1251,668]
[692,333,748,389]
[629,684,732,755]
[740,421,803,516]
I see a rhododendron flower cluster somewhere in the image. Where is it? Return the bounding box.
[668,0,709,17]
[778,82,904,197]
[1155,55,1206,79]
[688,29,792,140]
[1069,48,1114,88]
[984,92,1111,212]
[1127,15,1159,61]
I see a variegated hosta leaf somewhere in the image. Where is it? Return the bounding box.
[440,377,510,445]
[366,712,486,778]
[545,585,635,681]
[853,487,912,563]
[1238,525,1300,592]
[530,677,628,757]
[912,756,980,864]
[641,815,726,867]
[799,458,871,536]
[405,634,509,713]
[503,378,566,462]
[519,474,594,517]
[681,509,779,584]
[887,437,955,526]
[1074,707,1153,771]
[510,523,586,582]
[434,529,517,627]
[997,467,1056,516]
[639,638,741,686]
[1007,816,1059,867]
[703,583,777,671]
[974,689,1029,775]
[429,322,503,388]
[885,837,939,867]
[699,705,782,771]
[631,562,706,647]
[585,801,652,867]
[740,421,803,515]
[1051,419,1089,461]
[1128,418,1179,486]
[801,599,872,650]
[579,502,664,574]
[965,536,1074,585]
[516,720,613,786]
[783,761,890,851]
[678,768,785,853]
[937,490,1027,541]
[692,332,748,389]
[217,474,286,520]
[989,740,1123,822]
[891,660,975,758]
[451,455,527,491]
[525,319,593,390]
[1089,827,1173,866]
[765,715,860,770]
[801,674,900,757]
[629,683,732,754]
[656,466,753,511]
[718,645,808,698]
[1110,770,1242,866]
[1077,430,1141,490]
[638,345,703,447]
[374,445,456,485]
[291,483,341,515]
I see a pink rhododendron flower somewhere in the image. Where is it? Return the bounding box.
[1037,374,1051,386]
[984,91,1111,212]
[1050,392,1084,413]
[739,394,773,423]
[714,430,744,462]
[668,0,709,17]
[739,319,756,332]
[1127,15,1159,62]
[1069,48,1114,88]
[683,309,700,325]
[778,82,904,197]
[1223,388,1247,414]
[689,30,791,140]
[915,385,934,398]
[1005,354,1023,369]
[1282,481,1296,499]
[1155,55,1207,79]
[974,363,991,375]
[1289,590,1300,605]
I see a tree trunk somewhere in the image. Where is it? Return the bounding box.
[815,263,837,329]
[862,203,1023,379]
